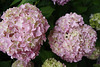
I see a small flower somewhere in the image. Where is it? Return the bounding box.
[42,58,66,67]
[52,0,70,6]
[0,3,50,64]
[89,13,100,30]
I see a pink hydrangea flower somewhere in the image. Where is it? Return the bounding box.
[48,13,97,62]
[52,0,70,6]
[86,47,100,60]
[55,13,84,33]
[0,3,50,64]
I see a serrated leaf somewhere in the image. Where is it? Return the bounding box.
[10,0,21,6]
[40,6,55,18]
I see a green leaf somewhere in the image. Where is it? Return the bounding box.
[93,64,100,67]
[0,60,11,67]
[37,0,52,7]
[40,6,55,18]
[67,63,77,67]
[81,0,91,6]
[76,6,87,13]
[10,0,21,6]
[33,49,56,67]
[96,31,100,47]
[96,38,100,47]
[38,50,55,63]
[48,15,55,30]
[72,1,88,13]
[93,0,100,6]
[87,6,100,14]
[18,0,38,6]
[82,14,89,25]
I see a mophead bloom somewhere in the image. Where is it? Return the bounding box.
[48,13,97,62]
[87,47,100,60]
[0,3,50,64]
[42,58,66,67]
[12,60,34,67]
[55,13,84,33]
[52,0,70,6]
[89,13,100,30]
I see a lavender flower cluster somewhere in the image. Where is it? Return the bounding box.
[0,3,49,64]
[48,13,97,62]
[52,0,70,6]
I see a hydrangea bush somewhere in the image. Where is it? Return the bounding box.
[0,3,49,64]
[0,0,100,67]
[48,13,97,62]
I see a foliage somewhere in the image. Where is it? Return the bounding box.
[0,0,100,67]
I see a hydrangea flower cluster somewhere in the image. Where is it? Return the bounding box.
[0,3,50,64]
[48,13,97,62]
[12,60,34,67]
[42,58,66,67]
[87,47,100,60]
[52,0,70,6]
[89,13,100,30]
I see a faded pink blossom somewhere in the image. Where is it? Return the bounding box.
[12,60,34,67]
[55,13,84,33]
[48,13,97,62]
[0,3,49,64]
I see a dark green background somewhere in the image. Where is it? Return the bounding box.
[0,0,100,67]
